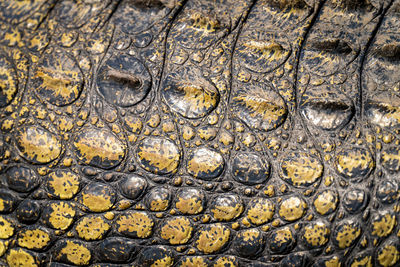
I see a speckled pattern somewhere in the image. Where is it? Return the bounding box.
[1,0,400,266]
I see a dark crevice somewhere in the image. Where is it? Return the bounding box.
[226,0,257,109]
[91,1,126,86]
[216,0,256,144]
[149,0,188,113]
[128,0,167,9]
[156,0,188,97]
[106,68,143,89]
[358,0,395,120]
[228,0,281,164]
[155,0,188,175]
[294,0,326,109]
[33,0,60,30]
[97,0,124,31]
[293,0,326,159]
[134,0,188,162]
[310,38,353,54]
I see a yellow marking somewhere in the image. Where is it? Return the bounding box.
[18,229,50,250]
[0,216,14,239]
[16,126,61,164]
[116,211,154,238]
[47,171,80,199]
[279,196,307,221]
[161,217,193,245]
[57,241,91,266]
[196,224,230,254]
[6,248,38,267]
[48,202,75,230]
[75,215,110,241]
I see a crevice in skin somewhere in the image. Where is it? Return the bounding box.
[292,1,327,161]
[153,0,188,106]
[156,0,188,98]
[358,2,399,264]
[294,0,326,110]
[214,0,257,142]
[358,0,395,121]
[9,0,63,139]
[226,0,257,110]
[167,2,257,174]
[222,0,272,164]
[96,0,124,32]
[229,3,280,186]
[134,0,188,168]
[35,0,60,30]
[90,0,123,64]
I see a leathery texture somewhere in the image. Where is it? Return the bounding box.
[1,0,400,266]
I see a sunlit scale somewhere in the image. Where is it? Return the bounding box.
[175,188,205,215]
[17,227,51,250]
[246,198,275,225]
[33,51,83,106]
[54,240,91,266]
[46,170,80,199]
[279,196,307,222]
[187,147,224,180]
[365,92,400,129]
[178,256,210,267]
[279,151,323,187]
[313,189,338,215]
[43,202,76,230]
[302,221,331,249]
[235,38,291,73]
[136,137,181,175]
[232,81,287,132]
[231,152,270,185]
[15,126,62,164]
[333,220,362,249]
[381,146,400,172]
[115,211,154,238]
[145,187,171,211]
[300,89,355,131]
[335,147,375,179]
[160,217,193,245]
[269,226,295,254]
[171,11,229,50]
[75,215,111,241]
[162,67,220,119]
[73,128,126,169]
[196,223,230,254]
[211,194,243,221]
[6,248,39,267]
[302,38,357,77]
[79,183,116,212]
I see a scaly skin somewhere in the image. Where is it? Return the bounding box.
[0,0,400,266]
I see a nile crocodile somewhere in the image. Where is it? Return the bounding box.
[0,0,400,266]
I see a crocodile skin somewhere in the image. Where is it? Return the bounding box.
[0,0,400,266]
